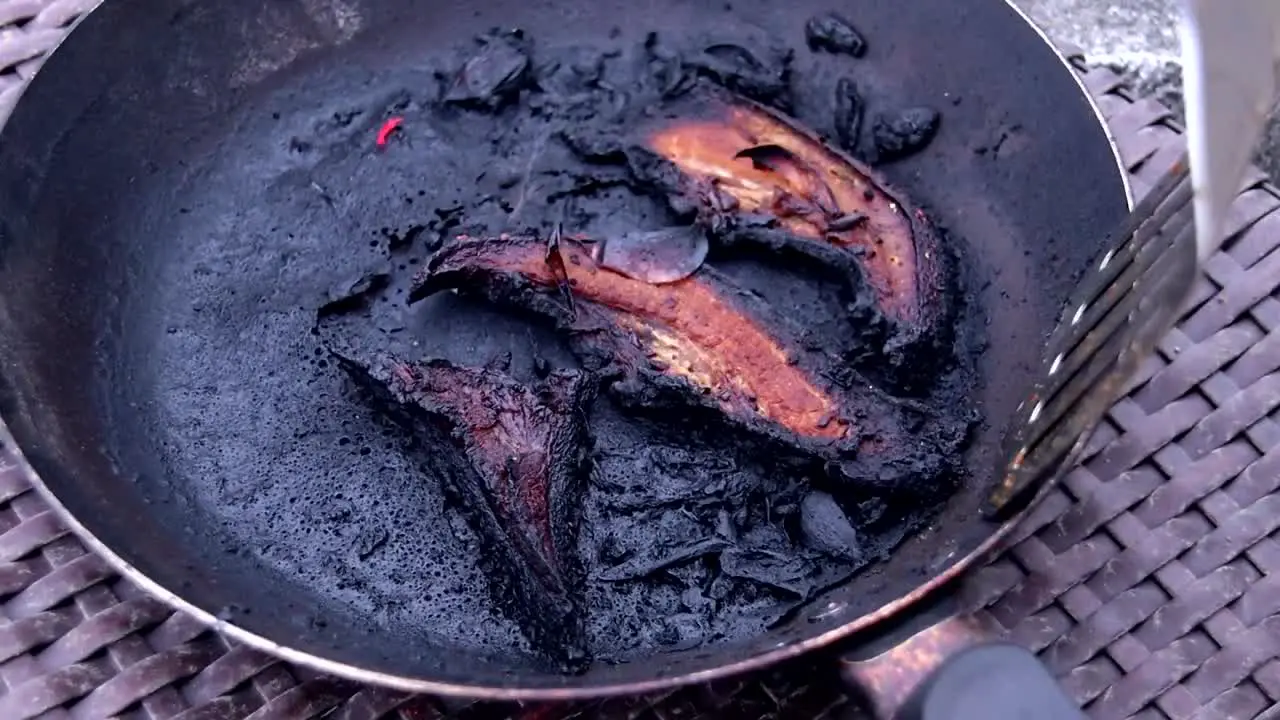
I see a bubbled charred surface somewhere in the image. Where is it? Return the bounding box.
[330,349,596,672]
[410,233,965,499]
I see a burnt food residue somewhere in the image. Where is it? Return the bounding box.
[312,16,974,672]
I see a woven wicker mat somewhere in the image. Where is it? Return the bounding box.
[2,3,1280,719]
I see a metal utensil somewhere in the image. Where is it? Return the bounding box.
[984,0,1280,518]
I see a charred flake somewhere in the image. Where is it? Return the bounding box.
[331,350,596,671]
[687,42,794,106]
[581,85,951,358]
[442,30,532,111]
[590,225,710,284]
[640,32,794,107]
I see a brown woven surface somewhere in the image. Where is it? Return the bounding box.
[2,2,1279,717]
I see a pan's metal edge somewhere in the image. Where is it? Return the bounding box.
[1006,1,1137,211]
[0,0,1135,702]
[0,0,106,128]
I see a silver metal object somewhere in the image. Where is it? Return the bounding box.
[984,0,1280,518]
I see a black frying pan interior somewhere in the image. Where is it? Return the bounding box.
[0,0,1127,691]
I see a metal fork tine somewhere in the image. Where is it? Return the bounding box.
[1043,199,1194,375]
[1013,229,1191,480]
[1055,161,1192,330]
[984,155,1201,518]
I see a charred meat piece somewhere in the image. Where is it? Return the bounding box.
[413,234,845,441]
[804,13,868,58]
[332,351,596,671]
[637,88,946,341]
[412,234,959,494]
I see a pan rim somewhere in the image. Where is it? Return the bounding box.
[0,0,1135,701]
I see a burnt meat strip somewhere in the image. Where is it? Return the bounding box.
[557,83,950,366]
[634,87,948,344]
[332,351,596,671]
[411,233,962,496]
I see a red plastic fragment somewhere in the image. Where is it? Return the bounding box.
[376,117,404,148]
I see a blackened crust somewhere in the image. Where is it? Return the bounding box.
[331,349,596,672]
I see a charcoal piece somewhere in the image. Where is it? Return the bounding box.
[834,77,865,152]
[799,490,863,562]
[685,41,793,105]
[872,107,941,162]
[412,233,966,497]
[804,13,868,58]
[655,613,712,650]
[331,350,596,672]
[443,33,531,110]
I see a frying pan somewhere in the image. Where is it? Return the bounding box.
[0,0,1132,716]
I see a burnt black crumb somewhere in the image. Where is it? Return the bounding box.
[532,355,552,378]
[973,123,1024,158]
[804,13,868,58]
[640,32,794,108]
[833,77,865,152]
[872,107,940,163]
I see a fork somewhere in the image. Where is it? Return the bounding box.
[982,0,1280,519]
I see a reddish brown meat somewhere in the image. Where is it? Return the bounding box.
[410,234,964,497]
[412,233,852,445]
[331,351,595,671]
[637,88,947,342]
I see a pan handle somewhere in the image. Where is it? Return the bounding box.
[837,614,1086,720]
[828,578,1086,720]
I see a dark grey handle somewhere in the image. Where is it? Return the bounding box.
[837,603,1086,720]
[893,641,1086,720]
